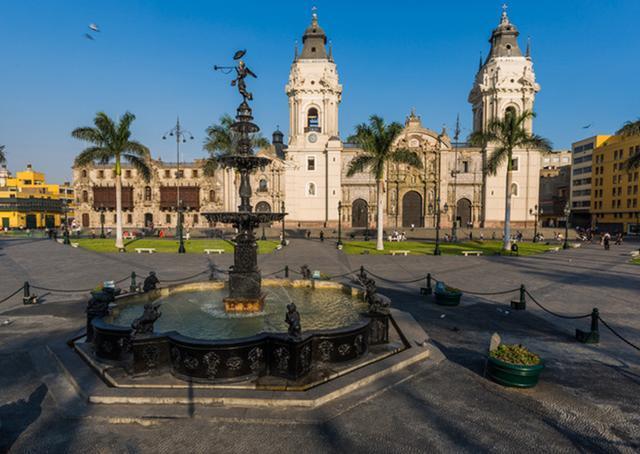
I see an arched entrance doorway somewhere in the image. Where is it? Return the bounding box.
[255,201,271,212]
[402,191,423,227]
[144,213,153,228]
[456,198,472,228]
[351,199,368,228]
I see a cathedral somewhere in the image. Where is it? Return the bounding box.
[73,8,543,231]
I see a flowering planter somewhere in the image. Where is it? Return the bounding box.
[487,355,544,388]
[434,289,462,306]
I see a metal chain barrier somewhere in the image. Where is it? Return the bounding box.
[325,269,360,279]
[362,268,427,284]
[598,316,640,351]
[162,269,210,283]
[0,286,24,304]
[524,289,591,320]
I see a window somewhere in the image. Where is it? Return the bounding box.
[98,170,104,179]
[258,178,268,192]
[81,169,87,178]
[307,182,316,196]
[510,182,518,197]
[462,161,469,173]
[192,169,199,178]
[164,169,171,178]
[127,213,133,224]
[505,106,517,119]
[307,156,316,171]
[176,170,184,178]
[209,189,216,202]
[166,214,171,223]
[125,170,132,178]
[144,186,152,201]
[307,108,319,129]
[113,214,117,223]
[82,190,88,203]
[193,214,199,224]
[510,157,519,171]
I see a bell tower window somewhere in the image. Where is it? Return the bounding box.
[305,107,320,132]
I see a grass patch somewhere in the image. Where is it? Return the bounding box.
[632,257,640,265]
[74,238,280,254]
[342,240,559,256]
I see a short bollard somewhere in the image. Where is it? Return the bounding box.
[420,273,433,296]
[208,263,216,281]
[510,284,526,310]
[22,281,37,305]
[284,265,289,278]
[359,266,366,280]
[576,308,599,344]
[129,272,137,293]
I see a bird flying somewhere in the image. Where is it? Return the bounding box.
[89,23,100,32]
[582,124,592,129]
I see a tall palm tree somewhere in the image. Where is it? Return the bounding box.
[0,145,6,164]
[202,114,270,175]
[346,115,423,251]
[72,112,151,251]
[618,118,640,170]
[469,110,552,251]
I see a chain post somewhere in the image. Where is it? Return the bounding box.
[421,273,433,295]
[22,281,36,305]
[284,265,289,278]
[359,266,366,280]
[510,284,526,310]
[129,272,137,293]
[576,307,600,344]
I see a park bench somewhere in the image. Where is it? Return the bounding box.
[71,242,79,248]
[135,248,156,254]
[123,232,136,240]
[461,250,483,256]
[390,250,410,256]
[204,248,225,255]
[549,246,560,252]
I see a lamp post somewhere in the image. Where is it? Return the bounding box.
[280,201,287,247]
[337,201,343,249]
[563,202,570,250]
[99,204,106,238]
[260,223,267,241]
[434,130,445,256]
[450,114,461,242]
[62,200,71,245]
[163,117,194,254]
[529,205,542,242]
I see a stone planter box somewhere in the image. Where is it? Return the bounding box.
[486,355,544,388]
[434,289,462,306]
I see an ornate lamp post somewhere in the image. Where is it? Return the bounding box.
[563,202,570,249]
[280,200,286,247]
[99,204,106,238]
[337,200,343,249]
[433,130,445,256]
[530,205,542,242]
[260,223,267,241]
[62,200,71,245]
[451,114,461,242]
[163,118,194,254]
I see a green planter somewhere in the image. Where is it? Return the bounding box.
[434,290,462,306]
[487,356,544,388]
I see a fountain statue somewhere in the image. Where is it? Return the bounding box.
[206,50,286,312]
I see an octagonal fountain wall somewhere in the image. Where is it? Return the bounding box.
[91,279,390,382]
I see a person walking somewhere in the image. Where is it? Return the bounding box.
[603,232,611,250]
[319,230,324,242]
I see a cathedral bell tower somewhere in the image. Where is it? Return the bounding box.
[468,5,540,134]
[283,9,343,225]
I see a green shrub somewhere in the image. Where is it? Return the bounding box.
[490,344,541,366]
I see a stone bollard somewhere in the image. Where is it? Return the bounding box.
[420,273,433,296]
[576,308,599,344]
[510,284,526,310]
[129,272,137,293]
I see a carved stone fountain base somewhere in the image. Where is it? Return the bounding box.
[223,294,266,313]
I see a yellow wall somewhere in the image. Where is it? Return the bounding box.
[0,167,64,229]
[591,135,640,233]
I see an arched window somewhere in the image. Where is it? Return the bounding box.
[258,178,268,192]
[209,189,216,202]
[82,190,88,203]
[307,108,319,129]
[510,182,519,197]
[81,169,87,178]
[144,186,152,201]
[505,106,517,120]
[307,182,316,196]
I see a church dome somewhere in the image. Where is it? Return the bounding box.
[299,10,328,59]
[487,7,522,60]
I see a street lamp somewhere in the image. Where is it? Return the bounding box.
[563,202,570,250]
[529,205,543,242]
[260,223,267,241]
[280,201,287,247]
[99,204,106,238]
[62,200,71,245]
[163,117,194,254]
[450,114,461,242]
[434,130,445,256]
[337,201,343,249]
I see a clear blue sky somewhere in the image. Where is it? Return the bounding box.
[1,0,639,182]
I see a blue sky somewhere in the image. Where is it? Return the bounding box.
[1,0,639,182]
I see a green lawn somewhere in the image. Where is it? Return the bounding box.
[342,240,560,256]
[632,257,640,265]
[74,238,280,254]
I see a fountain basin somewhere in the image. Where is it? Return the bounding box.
[91,279,390,382]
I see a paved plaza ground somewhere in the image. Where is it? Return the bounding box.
[0,235,639,453]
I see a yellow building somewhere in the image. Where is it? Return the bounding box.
[591,135,640,234]
[0,165,65,229]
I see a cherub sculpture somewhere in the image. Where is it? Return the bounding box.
[131,303,162,337]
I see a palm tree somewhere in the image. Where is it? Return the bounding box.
[72,112,151,251]
[202,114,270,175]
[0,145,5,164]
[618,118,640,170]
[346,115,423,251]
[469,110,552,251]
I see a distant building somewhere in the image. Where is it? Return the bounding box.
[539,165,571,227]
[591,135,640,234]
[569,136,610,227]
[541,151,571,172]
[0,164,64,229]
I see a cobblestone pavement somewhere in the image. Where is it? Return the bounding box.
[0,237,639,453]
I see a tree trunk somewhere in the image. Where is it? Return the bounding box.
[376,179,384,251]
[115,156,124,251]
[503,165,513,251]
